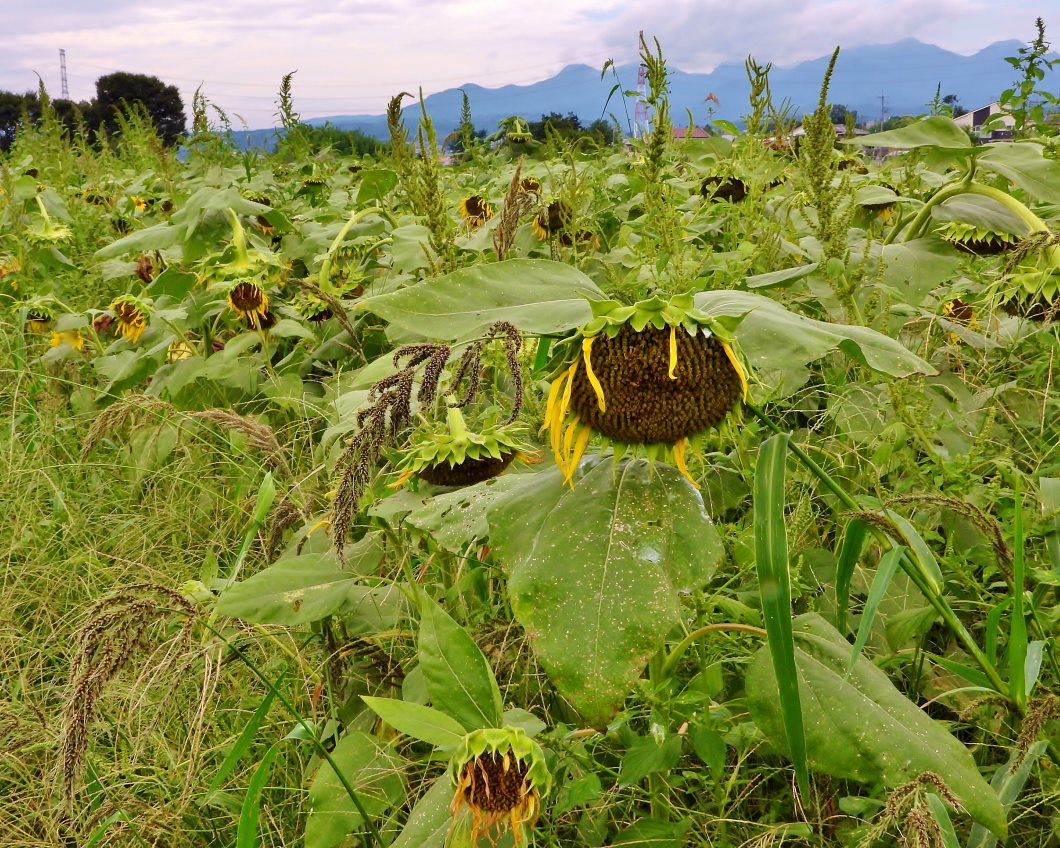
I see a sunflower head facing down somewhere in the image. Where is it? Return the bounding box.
[458,195,494,230]
[393,404,534,488]
[110,296,148,343]
[227,281,271,328]
[542,294,749,488]
[518,176,541,196]
[531,200,573,240]
[449,726,551,848]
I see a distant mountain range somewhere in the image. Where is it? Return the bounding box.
[231,39,1058,149]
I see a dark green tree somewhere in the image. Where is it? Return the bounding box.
[93,72,186,146]
[828,103,857,125]
[0,91,39,150]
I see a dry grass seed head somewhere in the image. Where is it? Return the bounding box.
[57,583,198,807]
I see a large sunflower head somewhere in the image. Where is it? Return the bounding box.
[449,727,551,848]
[531,200,573,240]
[542,294,749,487]
[458,195,494,230]
[227,281,271,328]
[110,296,148,343]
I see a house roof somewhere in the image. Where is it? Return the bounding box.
[672,127,711,138]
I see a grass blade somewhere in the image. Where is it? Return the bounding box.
[1008,486,1027,707]
[204,677,281,798]
[753,433,808,797]
[846,544,904,676]
[236,741,281,848]
[835,517,867,634]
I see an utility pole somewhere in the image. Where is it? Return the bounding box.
[877,94,886,130]
[59,49,69,99]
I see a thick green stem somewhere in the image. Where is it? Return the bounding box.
[661,623,766,679]
[747,404,1010,699]
[318,206,383,293]
[223,207,249,265]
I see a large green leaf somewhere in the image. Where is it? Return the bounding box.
[357,258,604,340]
[746,614,1006,838]
[490,459,723,728]
[216,548,403,627]
[693,290,936,385]
[418,596,503,731]
[304,730,404,848]
[931,193,1033,236]
[842,116,972,150]
[977,142,1060,204]
[361,696,467,749]
[404,473,534,552]
[391,778,453,848]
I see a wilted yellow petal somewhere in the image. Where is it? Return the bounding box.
[722,341,749,401]
[564,423,592,487]
[668,324,678,380]
[581,336,606,411]
[673,439,700,489]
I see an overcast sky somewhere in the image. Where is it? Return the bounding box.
[0,0,1049,128]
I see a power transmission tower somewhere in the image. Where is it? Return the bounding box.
[59,49,69,99]
[634,31,648,139]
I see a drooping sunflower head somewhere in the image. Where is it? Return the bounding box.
[110,296,148,343]
[519,176,541,196]
[395,405,533,488]
[995,265,1060,322]
[700,175,748,203]
[24,299,55,333]
[292,290,333,323]
[227,281,271,329]
[458,195,494,229]
[935,220,1017,256]
[543,294,749,487]
[854,184,900,224]
[449,727,551,848]
[557,229,599,250]
[531,200,573,240]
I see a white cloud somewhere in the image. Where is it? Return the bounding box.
[0,0,1042,127]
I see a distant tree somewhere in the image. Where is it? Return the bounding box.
[527,112,616,146]
[0,91,39,150]
[279,123,384,157]
[941,94,967,117]
[828,103,857,125]
[93,72,186,146]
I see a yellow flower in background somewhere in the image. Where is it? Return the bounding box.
[111,297,147,343]
[50,330,84,351]
[130,195,149,211]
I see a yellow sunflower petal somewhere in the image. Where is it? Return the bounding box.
[564,422,593,487]
[722,341,749,401]
[387,470,415,488]
[581,336,606,411]
[672,438,700,489]
[541,373,564,436]
[560,417,580,477]
[668,324,678,380]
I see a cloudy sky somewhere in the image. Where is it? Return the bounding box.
[1,0,1047,128]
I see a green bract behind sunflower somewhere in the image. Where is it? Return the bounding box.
[935,220,1017,256]
[542,293,749,487]
[995,264,1060,321]
[395,404,534,487]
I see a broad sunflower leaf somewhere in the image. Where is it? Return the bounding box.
[931,193,1032,236]
[842,116,972,151]
[977,142,1060,205]
[417,596,503,731]
[215,550,402,627]
[746,613,1006,839]
[490,458,723,728]
[692,291,936,392]
[361,697,467,748]
[304,730,404,848]
[358,258,604,340]
[390,777,453,848]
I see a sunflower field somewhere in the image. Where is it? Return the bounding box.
[1,38,1059,848]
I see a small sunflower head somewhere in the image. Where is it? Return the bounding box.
[227,281,271,328]
[24,299,56,333]
[110,296,148,343]
[449,727,551,848]
[700,176,748,203]
[518,177,541,196]
[531,200,573,240]
[130,195,149,212]
[459,195,494,229]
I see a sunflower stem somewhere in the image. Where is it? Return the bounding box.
[318,206,383,294]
